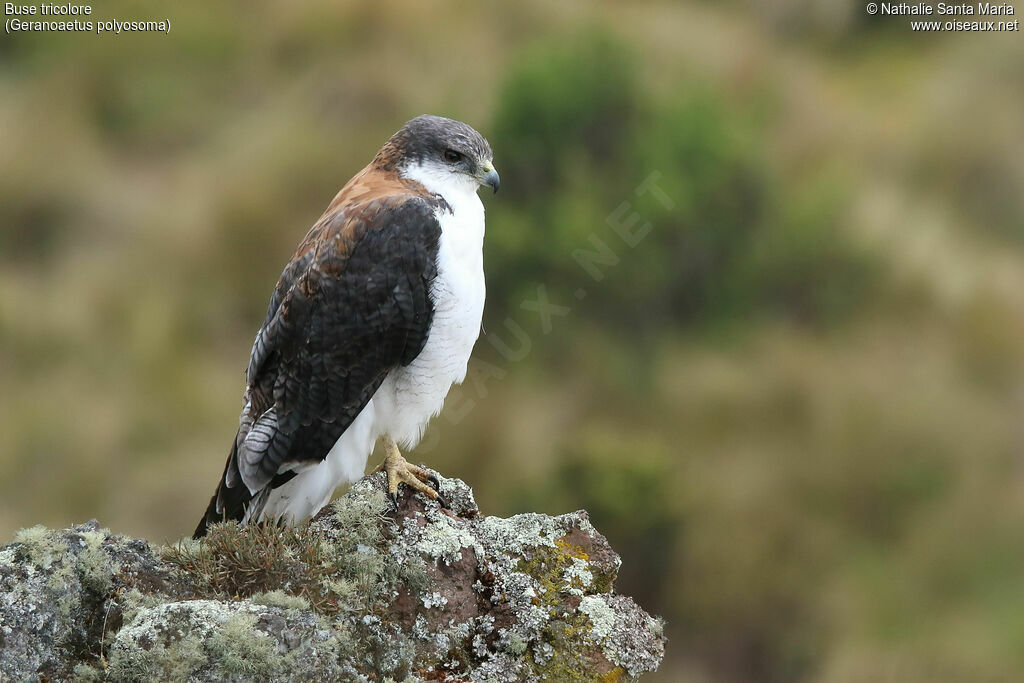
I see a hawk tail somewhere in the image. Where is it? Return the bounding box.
[193,439,251,538]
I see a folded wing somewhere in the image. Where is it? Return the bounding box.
[194,189,443,536]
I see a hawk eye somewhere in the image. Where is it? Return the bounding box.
[443,149,462,163]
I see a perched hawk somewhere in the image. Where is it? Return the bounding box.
[194,115,498,537]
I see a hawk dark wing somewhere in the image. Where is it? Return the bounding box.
[194,188,443,537]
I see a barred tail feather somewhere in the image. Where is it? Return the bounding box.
[193,438,252,538]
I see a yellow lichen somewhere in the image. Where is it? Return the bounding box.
[516,536,601,606]
[555,537,590,562]
[531,613,601,681]
[598,666,626,682]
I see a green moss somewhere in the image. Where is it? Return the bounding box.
[516,535,605,607]
[589,570,615,595]
[110,604,288,681]
[108,634,206,682]
[330,486,391,521]
[517,548,564,609]
[322,577,359,607]
[46,562,78,617]
[531,613,601,681]
[77,531,114,595]
[11,525,114,623]
[70,662,106,682]
[13,525,63,569]
[250,589,310,612]
[119,588,164,624]
[208,613,280,678]
[530,596,635,682]
[322,490,429,610]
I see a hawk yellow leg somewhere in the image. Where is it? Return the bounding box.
[376,436,447,510]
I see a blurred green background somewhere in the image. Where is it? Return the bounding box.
[3,1,1024,680]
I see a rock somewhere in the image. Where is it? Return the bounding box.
[0,471,665,681]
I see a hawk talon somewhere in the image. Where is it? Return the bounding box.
[377,437,445,510]
[425,472,449,509]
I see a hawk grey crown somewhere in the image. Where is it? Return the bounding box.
[378,115,499,193]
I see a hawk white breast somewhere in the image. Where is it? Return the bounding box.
[195,115,499,537]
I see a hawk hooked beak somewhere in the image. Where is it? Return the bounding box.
[478,161,500,194]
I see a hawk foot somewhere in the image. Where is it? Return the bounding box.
[376,441,447,510]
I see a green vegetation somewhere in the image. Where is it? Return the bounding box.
[164,522,343,612]
[2,2,1023,680]
[163,487,425,616]
[489,37,875,333]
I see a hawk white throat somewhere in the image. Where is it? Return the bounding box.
[195,115,498,537]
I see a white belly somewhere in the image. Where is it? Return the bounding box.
[261,190,485,523]
[373,202,486,447]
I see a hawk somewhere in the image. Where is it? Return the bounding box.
[194,115,498,537]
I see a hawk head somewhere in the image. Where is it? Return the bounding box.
[376,114,500,194]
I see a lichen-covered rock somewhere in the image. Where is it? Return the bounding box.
[106,600,353,682]
[0,520,182,681]
[0,471,665,681]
